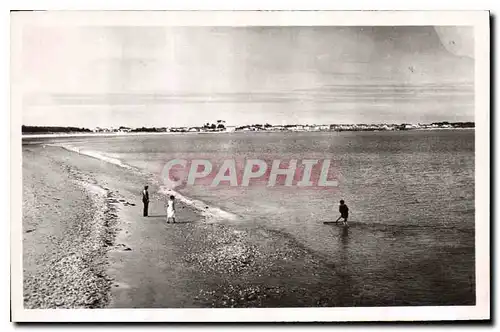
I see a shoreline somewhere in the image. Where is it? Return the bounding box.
[22,145,356,307]
[49,141,240,223]
[22,145,349,308]
[21,127,474,140]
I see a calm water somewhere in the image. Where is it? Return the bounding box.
[30,130,475,304]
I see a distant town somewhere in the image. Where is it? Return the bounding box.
[22,120,474,135]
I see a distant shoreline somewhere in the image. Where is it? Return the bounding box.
[22,131,181,139]
[21,127,474,139]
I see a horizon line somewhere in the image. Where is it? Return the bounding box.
[22,120,475,129]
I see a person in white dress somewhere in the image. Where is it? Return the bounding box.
[166,195,176,223]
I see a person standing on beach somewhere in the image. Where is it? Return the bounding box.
[336,199,349,225]
[166,195,176,223]
[142,186,149,217]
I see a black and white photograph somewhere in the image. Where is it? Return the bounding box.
[10,10,490,322]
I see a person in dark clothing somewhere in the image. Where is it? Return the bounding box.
[142,185,149,217]
[336,199,349,225]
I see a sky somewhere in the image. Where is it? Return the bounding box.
[21,26,474,128]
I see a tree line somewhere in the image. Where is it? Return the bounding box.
[22,125,92,133]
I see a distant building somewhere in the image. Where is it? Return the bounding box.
[118,126,132,133]
[290,125,304,131]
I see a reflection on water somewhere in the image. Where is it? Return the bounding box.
[341,225,349,246]
[337,225,354,305]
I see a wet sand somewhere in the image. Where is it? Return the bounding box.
[22,144,475,308]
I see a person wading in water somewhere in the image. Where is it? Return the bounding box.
[335,199,349,226]
[142,185,150,217]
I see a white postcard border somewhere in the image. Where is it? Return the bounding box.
[10,10,490,322]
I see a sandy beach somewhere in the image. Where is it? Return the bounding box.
[23,144,352,308]
[22,142,475,308]
[23,146,112,308]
